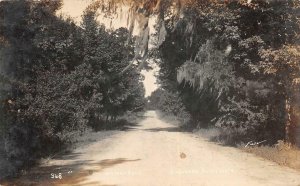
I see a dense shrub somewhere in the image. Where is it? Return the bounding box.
[155,0,300,144]
[148,88,191,124]
[0,0,146,176]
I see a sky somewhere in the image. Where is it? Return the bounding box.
[59,0,159,97]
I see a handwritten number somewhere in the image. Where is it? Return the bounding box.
[50,173,62,179]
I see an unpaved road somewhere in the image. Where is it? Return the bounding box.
[5,111,300,186]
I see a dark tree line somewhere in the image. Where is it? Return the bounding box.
[87,0,299,146]
[0,0,145,176]
[151,0,300,145]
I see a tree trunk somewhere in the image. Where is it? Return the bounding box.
[105,114,109,123]
[285,97,297,144]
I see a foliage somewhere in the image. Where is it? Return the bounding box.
[0,0,145,176]
[154,0,300,144]
[95,0,300,144]
[148,88,190,124]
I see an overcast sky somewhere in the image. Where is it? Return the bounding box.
[59,0,158,97]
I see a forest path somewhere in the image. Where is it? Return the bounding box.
[5,111,300,186]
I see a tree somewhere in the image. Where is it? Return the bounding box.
[152,0,300,144]
[0,0,146,175]
[260,45,300,144]
[80,9,145,123]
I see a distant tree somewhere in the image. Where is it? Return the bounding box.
[148,88,190,124]
[81,9,145,124]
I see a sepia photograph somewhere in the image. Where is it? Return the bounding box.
[0,0,300,185]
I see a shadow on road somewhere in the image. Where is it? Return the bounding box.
[2,149,141,186]
[2,151,87,185]
[144,127,184,132]
[97,158,141,169]
[121,122,141,131]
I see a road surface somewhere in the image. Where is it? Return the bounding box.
[5,111,300,186]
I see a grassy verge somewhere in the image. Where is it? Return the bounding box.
[155,110,192,131]
[39,111,145,164]
[195,127,300,171]
[38,128,119,165]
[239,141,300,171]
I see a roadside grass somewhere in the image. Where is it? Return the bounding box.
[194,127,221,140]
[155,110,191,130]
[89,111,145,131]
[156,111,181,125]
[39,128,118,165]
[239,141,300,171]
[40,111,145,164]
[195,127,300,172]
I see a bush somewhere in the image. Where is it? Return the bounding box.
[147,88,191,125]
[0,0,146,178]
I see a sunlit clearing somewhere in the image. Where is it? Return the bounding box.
[141,62,159,97]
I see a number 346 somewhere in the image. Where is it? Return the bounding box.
[50,173,62,179]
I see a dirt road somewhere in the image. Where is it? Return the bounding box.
[6,111,300,186]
